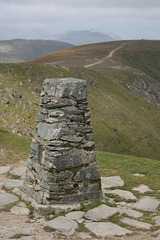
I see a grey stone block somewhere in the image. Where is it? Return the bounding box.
[103,189,137,201]
[44,215,78,234]
[85,204,119,221]
[65,211,85,220]
[0,166,10,174]
[46,149,96,170]
[58,171,73,181]
[40,181,61,192]
[121,217,152,229]
[101,176,124,189]
[43,78,87,101]
[2,179,24,190]
[132,196,160,212]
[85,222,132,237]
[132,184,153,193]
[74,166,100,181]
[153,216,160,226]
[37,122,63,140]
[0,193,19,207]
[61,135,83,142]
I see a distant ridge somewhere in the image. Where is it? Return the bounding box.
[0,39,73,63]
[54,30,121,45]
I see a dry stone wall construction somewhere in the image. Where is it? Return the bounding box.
[23,78,102,205]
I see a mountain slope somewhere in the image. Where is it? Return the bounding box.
[0,39,73,63]
[28,40,160,160]
[0,40,160,160]
[29,40,160,107]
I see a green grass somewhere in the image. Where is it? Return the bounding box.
[0,129,31,165]
[44,226,55,232]
[97,151,160,192]
[80,198,103,212]
[75,223,90,233]
[9,234,31,239]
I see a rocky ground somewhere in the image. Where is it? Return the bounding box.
[0,162,160,240]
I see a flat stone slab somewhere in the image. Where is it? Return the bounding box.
[104,189,137,200]
[9,167,26,179]
[121,217,152,229]
[101,176,124,188]
[133,173,145,177]
[11,206,30,215]
[133,184,153,193]
[44,216,78,235]
[85,204,119,221]
[2,179,24,189]
[0,166,10,174]
[119,208,143,218]
[132,196,160,212]
[65,211,85,220]
[13,226,36,235]
[153,216,160,226]
[85,222,132,237]
[76,232,92,239]
[0,192,19,207]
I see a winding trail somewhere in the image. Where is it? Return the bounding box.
[84,42,127,68]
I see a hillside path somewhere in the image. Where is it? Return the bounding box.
[84,42,127,68]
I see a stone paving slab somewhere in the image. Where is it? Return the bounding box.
[12,226,36,235]
[101,176,124,189]
[85,204,119,221]
[119,207,143,218]
[0,193,19,207]
[132,196,160,212]
[153,216,160,226]
[65,211,85,220]
[44,216,78,235]
[133,184,153,193]
[76,232,92,239]
[9,167,26,179]
[104,189,137,200]
[2,179,24,189]
[0,166,10,174]
[85,222,132,237]
[121,217,152,229]
[133,173,145,177]
[11,206,30,215]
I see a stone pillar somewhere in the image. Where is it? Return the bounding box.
[23,78,102,205]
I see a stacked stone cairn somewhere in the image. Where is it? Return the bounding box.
[23,78,102,205]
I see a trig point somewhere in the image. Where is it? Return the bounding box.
[23,78,102,211]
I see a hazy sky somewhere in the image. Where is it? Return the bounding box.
[0,0,160,40]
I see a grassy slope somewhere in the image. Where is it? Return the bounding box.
[0,129,31,165]
[29,40,160,160]
[0,40,160,160]
[0,63,73,135]
[87,72,160,159]
[29,41,124,65]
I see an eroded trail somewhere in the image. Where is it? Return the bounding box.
[84,42,127,68]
